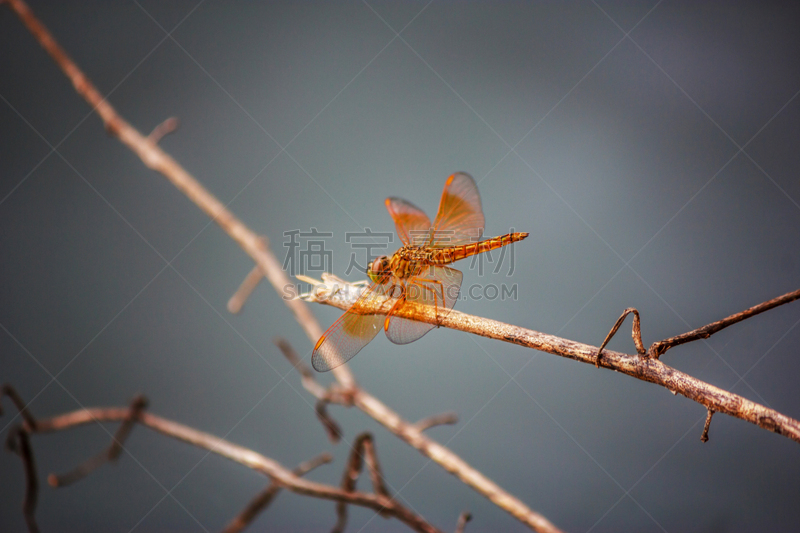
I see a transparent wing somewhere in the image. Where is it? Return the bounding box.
[312,283,395,372]
[385,197,432,246]
[385,265,463,345]
[431,172,485,247]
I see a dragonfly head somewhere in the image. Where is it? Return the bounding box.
[367,255,391,284]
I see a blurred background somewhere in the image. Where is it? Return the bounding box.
[2,1,799,532]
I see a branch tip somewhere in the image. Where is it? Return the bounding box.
[455,511,472,533]
[228,263,265,314]
[649,288,800,359]
[147,116,179,143]
[701,409,715,443]
[414,412,459,432]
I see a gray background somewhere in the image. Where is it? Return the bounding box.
[2,1,800,532]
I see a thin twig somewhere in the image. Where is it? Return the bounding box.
[147,116,179,144]
[596,307,645,367]
[335,433,391,533]
[274,337,328,399]
[314,398,343,443]
[648,288,800,359]
[221,452,332,533]
[48,394,147,487]
[701,409,715,443]
[2,384,38,431]
[15,401,443,533]
[304,277,800,444]
[455,511,472,533]
[413,413,459,432]
[359,433,390,499]
[228,237,268,314]
[6,426,39,533]
[228,264,265,314]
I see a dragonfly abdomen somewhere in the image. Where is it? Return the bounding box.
[432,232,529,264]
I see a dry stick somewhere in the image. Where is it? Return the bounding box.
[47,394,148,487]
[20,404,442,533]
[0,2,574,531]
[228,263,266,314]
[596,307,645,367]
[304,278,800,444]
[221,452,333,533]
[648,288,800,359]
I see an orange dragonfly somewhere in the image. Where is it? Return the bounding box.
[312,172,528,372]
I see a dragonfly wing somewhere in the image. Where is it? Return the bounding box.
[431,172,485,247]
[385,265,463,345]
[385,197,432,246]
[312,283,392,372]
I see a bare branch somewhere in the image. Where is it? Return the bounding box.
[648,288,800,359]
[15,401,443,533]
[413,412,459,432]
[221,453,332,533]
[596,307,645,367]
[304,277,800,444]
[48,394,147,487]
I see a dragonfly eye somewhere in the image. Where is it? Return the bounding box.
[367,255,389,283]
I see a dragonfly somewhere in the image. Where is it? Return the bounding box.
[312,172,528,372]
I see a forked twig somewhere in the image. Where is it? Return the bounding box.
[335,433,392,533]
[648,288,800,359]
[221,452,332,533]
[2,392,443,533]
[47,394,147,487]
[596,307,645,367]
[303,277,800,444]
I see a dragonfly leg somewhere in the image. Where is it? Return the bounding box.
[407,277,446,325]
[383,284,405,331]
